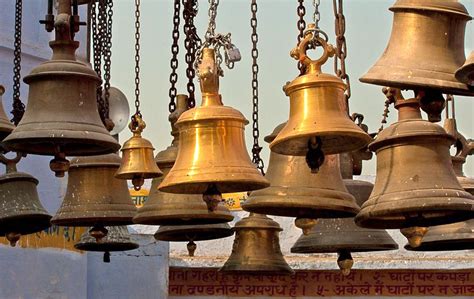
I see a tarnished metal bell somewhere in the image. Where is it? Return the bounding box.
[158,48,269,196]
[75,226,139,263]
[220,213,293,274]
[52,153,136,228]
[0,153,51,246]
[360,0,473,95]
[355,95,474,230]
[133,95,233,225]
[242,123,359,219]
[270,25,371,163]
[0,86,15,141]
[155,223,234,257]
[455,51,474,86]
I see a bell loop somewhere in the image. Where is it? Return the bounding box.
[0,152,23,174]
[129,114,146,136]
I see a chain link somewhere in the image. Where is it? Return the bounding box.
[378,87,397,133]
[133,0,141,117]
[183,0,200,109]
[11,0,24,126]
[333,0,351,103]
[168,0,181,113]
[204,0,219,41]
[313,0,320,29]
[297,0,306,74]
[102,0,113,121]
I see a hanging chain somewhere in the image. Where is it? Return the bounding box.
[297,0,306,74]
[183,0,200,109]
[313,0,321,29]
[250,0,264,175]
[91,1,106,122]
[11,0,24,126]
[168,0,181,113]
[102,0,113,121]
[133,0,142,118]
[378,87,397,133]
[333,0,351,104]
[204,0,218,40]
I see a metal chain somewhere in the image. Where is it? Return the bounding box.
[102,0,113,120]
[133,0,141,117]
[204,0,219,41]
[168,0,181,113]
[297,0,306,74]
[378,87,397,133]
[333,0,351,103]
[11,0,24,125]
[183,0,200,109]
[313,0,320,29]
[250,0,264,175]
[91,1,105,121]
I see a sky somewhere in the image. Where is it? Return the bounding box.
[107,0,474,176]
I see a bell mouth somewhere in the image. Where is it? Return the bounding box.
[0,214,51,236]
[404,235,474,252]
[51,213,135,227]
[75,242,139,252]
[133,210,233,226]
[291,243,398,254]
[219,263,294,275]
[154,224,234,242]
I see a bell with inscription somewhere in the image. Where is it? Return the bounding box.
[0,86,15,141]
[270,25,371,171]
[133,95,233,225]
[75,226,139,263]
[220,213,293,274]
[455,51,474,86]
[242,123,359,220]
[158,48,269,200]
[360,0,473,96]
[155,223,234,257]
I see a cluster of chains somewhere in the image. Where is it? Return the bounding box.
[133,0,142,119]
[183,0,200,109]
[11,0,25,126]
[168,0,181,113]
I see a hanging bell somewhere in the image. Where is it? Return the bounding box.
[270,25,371,164]
[220,213,293,274]
[158,48,269,196]
[455,51,474,86]
[355,95,474,230]
[155,223,234,257]
[360,0,473,96]
[242,123,359,219]
[0,86,15,141]
[0,153,51,246]
[115,114,162,191]
[75,226,139,263]
[133,95,233,225]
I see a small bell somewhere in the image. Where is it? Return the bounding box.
[455,51,474,86]
[220,213,293,274]
[115,114,163,191]
[0,86,15,141]
[158,48,269,195]
[75,226,139,263]
[270,25,371,169]
[155,223,234,257]
[360,0,473,96]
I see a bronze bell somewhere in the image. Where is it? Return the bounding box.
[0,153,51,246]
[52,153,136,229]
[270,25,371,163]
[242,123,359,220]
[0,86,15,141]
[115,114,162,191]
[75,226,139,263]
[155,223,234,257]
[2,6,119,162]
[360,0,473,96]
[158,48,269,197]
[133,95,233,225]
[220,213,293,274]
[455,51,474,86]
[355,95,474,230]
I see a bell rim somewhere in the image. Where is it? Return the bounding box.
[51,215,135,227]
[291,242,399,254]
[154,226,234,242]
[390,0,472,20]
[455,63,474,86]
[0,214,52,236]
[132,212,234,226]
[74,242,139,252]
[115,169,163,180]
[0,172,38,184]
[404,236,474,251]
[219,263,294,274]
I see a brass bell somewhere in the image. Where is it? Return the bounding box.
[270,25,371,166]
[0,86,15,141]
[355,95,474,230]
[115,114,162,191]
[155,223,234,257]
[220,213,293,274]
[455,51,474,86]
[3,9,119,167]
[242,123,359,219]
[75,226,139,263]
[360,0,473,96]
[0,153,51,246]
[158,48,269,197]
[52,153,136,232]
[133,95,233,225]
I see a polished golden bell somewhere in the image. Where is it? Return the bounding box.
[0,86,15,141]
[360,0,473,95]
[243,123,359,219]
[220,213,293,274]
[455,51,474,86]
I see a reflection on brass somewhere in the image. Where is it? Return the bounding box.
[455,51,474,85]
[0,86,15,141]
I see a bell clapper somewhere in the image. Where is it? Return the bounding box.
[89,225,109,242]
[187,240,197,257]
[6,232,21,247]
[337,250,354,276]
[295,218,318,235]
[202,184,222,212]
[401,226,428,248]
[132,176,145,191]
[103,251,111,263]
[416,89,446,123]
[49,152,70,178]
[306,137,325,173]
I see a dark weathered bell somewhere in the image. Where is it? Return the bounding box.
[51,153,136,227]
[0,154,51,246]
[75,226,139,263]
[360,0,473,95]
[270,26,371,159]
[355,97,474,230]
[0,86,15,141]
[455,51,474,86]
[133,95,233,225]
[158,48,269,195]
[220,213,293,274]
[155,223,234,257]
[242,123,359,219]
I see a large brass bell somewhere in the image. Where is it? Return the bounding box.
[242,123,359,219]
[133,95,233,225]
[360,0,473,96]
[3,6,119,169]
[455,51,474,86]
[270,25,371,167]
[155,223,234,257]
[0,86,15,141]
[158,48,269,197]
[75,226,139,263]
[0,153,51,246]
[220,213,293,274]
[355,94,474,231]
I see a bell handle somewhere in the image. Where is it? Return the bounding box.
[0,152,24,173]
